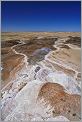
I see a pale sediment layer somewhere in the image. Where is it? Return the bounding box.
[1,32,81,121]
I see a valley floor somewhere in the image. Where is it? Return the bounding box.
[1,32,81,121]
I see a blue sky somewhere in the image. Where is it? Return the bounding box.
[1,1,81,32]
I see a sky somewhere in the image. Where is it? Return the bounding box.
[1,1,81,32]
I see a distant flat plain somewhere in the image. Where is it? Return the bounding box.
[1,32,80,41]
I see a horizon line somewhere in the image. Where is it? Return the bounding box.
[1,31,81,33]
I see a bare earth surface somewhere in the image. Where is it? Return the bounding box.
[1,32,81,121]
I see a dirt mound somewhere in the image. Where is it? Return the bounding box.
[1,40,20,48]
[1,54,24,88]
[38,82,81,121]
[65,36,81,47]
